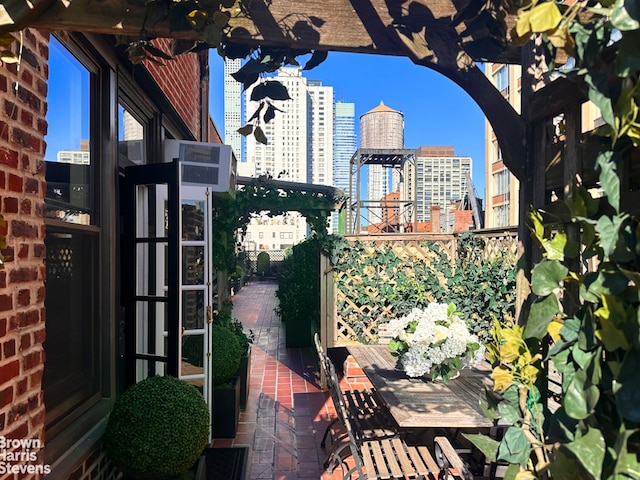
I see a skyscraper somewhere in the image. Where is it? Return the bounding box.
[223,58,243,164]
[244,67,334,249]
[401,146,472,230]
[333,102,356,233]
[360,101,404,222]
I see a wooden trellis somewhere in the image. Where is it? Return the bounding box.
[324,230,519,346]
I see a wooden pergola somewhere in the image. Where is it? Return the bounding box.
[2,0,599,315]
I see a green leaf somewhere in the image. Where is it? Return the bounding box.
[565,369,599,419]
[597,214,630,260]
[585,74,615,130]
[548,449,582,480]
[497,427,531,466]
[565,427,605,479]
[531,260,568,296]
[524,294,559,340]
[542,231,567,260]
[611,0,640,30]
[615,350,640,423]
[462,433,499,462]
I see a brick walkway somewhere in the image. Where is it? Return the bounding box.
[211,279,354,480]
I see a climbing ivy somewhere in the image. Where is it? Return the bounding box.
[212,175,343,272]
[466,1,640,478]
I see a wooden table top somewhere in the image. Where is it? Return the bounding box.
[348,345,495,429]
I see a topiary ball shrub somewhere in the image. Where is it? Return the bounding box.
[212,324,242,386]
[104,375,210,480]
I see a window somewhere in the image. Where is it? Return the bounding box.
[494,67,510,98]
[494,169,510,196]
[43,36,102,437]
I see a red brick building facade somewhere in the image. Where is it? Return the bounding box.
[0,28,219,479]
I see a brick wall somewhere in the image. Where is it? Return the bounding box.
[0,28,48,479]
[145,40,204,139]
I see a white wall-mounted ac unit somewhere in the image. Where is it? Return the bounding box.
[164,139,237,197]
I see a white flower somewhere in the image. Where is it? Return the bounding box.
[387,302,485,380]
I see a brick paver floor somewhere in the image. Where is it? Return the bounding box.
[211,279,353,480]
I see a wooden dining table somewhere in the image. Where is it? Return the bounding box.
[348,344,495,429]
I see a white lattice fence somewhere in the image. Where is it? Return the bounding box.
[331,230,519,346]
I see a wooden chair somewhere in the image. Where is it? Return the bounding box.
[324,355,467,479]
[314,334,398,468]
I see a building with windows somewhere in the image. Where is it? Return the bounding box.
[224,58,244,164]
[401,146,472,227]
[484,63,522,227]
[484,63,602,227]
[332,102,357,233]
[243,67,334,249]
[0,30,222,479]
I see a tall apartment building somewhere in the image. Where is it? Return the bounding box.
[224,58,244,165]
[244,67,334,249]
[401,146,472,229]
[484,64,522,227]
[484,64,602,227]
[360,101,404,221]
[333,102,357,233]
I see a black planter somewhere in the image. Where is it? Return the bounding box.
[213,376,240,439]
[238,347,251,410]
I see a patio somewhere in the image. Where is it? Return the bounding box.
[212,278,353,480]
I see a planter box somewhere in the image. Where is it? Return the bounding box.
[238,347,251,410]
[213,376,240,439]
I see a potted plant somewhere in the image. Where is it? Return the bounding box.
[387,302,485,383]
[212,324,243,438]
[104,375,210,480]
[228,318,254,410]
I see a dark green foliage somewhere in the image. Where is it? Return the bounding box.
[213,303,254,355]
[212,324,242,386]
[275,238,320,328]
[104,375,209,480]
[332,235,517,344]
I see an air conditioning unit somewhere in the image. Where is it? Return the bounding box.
[164,139,237,197]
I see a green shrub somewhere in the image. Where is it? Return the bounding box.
[212,324,242,386]
[256,251,270,276]
[104,375,209,480]
[213,303,254,356]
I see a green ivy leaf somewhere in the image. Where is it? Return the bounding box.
[565,427,605,479]
[531,259,568,296]
[542,231,567,260]
[524,294,559,340]
[462,433,499,462]
[565,369,599,419]
[615,350,640,423]
[497,427,531,466]
[547,449,582,480]
[611,0,640,31]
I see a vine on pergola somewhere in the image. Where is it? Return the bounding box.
[212,175,344,272]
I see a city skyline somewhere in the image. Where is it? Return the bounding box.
[209,50,487,198]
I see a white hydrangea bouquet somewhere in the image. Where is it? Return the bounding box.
[387,302,485,384]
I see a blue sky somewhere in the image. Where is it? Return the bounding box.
[208,51,487,198]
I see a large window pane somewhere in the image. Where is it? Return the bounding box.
[44,38,92,225]
[43,36,101,432]
[43,230,99,426]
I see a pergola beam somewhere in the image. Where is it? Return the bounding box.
[1,0,519,63]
